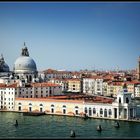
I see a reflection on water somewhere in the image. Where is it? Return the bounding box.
[0,112,140,138]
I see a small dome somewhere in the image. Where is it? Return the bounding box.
[0,54,9,72]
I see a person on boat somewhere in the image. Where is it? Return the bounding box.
[70,130,76,137]
[96,125,102,132]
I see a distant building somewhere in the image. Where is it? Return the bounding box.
[83,76,103,95]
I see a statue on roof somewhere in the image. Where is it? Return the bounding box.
[21,42,29,56]
[0,54,4,66]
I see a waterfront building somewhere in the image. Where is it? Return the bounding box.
[15,96,83,115]
[112,88,136,119]
[0,82,62,111]
[14,88,137,120]
[0,83,16,110]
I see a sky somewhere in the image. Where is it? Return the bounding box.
[0,2,140,71]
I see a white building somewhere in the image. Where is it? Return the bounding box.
[49,78,68,92]
[83,77,103,95]
[0,81,63,111]
[84,88,136,120]
[0,83,16,111]
[13,88,137,120]
[134,84,140,97]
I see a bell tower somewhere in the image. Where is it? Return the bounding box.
[137,56,140,81]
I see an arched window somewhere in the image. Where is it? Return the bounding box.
[40,104,43,106]
[126,97,129,103]
[85,107,87,113]
[29,75,32,82]
[18,103,22,105]
[109,109,112,115]
[104,109,107,117]
[93,108,96,114]
[29,103,32,106]
[51,104,54,107]
[63,105,66,108]
[75,106,79,109]
[89,107,92,116]
[100,108,103,114]
[119,97,121,103]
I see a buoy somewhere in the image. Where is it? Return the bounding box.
[70,130,76,137]
[14,120,18,127]
[96,125,102,132]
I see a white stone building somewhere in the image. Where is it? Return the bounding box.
[0,83,16,110]
[83,77,103,95]
[134,84,140,97]
[13,88,137,120]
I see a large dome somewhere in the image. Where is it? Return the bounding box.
[14,45,37,74]
[14,56,37,73]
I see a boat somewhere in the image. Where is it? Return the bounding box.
[96,125,102,132]
[23,111,45,116]
[80,113,88,120]
[114,121,120,128]
[70,130,76,137]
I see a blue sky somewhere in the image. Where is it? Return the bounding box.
[0,2,140,71]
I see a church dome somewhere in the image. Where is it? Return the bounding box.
[14,44,37,74]
[0,55,10,72]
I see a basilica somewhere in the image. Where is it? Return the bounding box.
[13,43,38,83]
[0,43,38,84]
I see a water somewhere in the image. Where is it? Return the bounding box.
[0,112,140,139]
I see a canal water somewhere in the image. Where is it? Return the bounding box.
[0,111,140,139]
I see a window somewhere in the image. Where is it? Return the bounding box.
[109,109,112,115]
[119,97,121,103]
[18,106,21,111]
[100,108,103,114]
[93,108,96,114]
[85,107,87,113]
[63,105,66,108]
[63,109,66,114]
[75,110,78,115]
[89,108,92,116]
[126,97,129,103]
[104,109,107,117]
[51,104,54,107]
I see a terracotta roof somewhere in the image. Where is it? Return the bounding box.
[31,82,61,87]
[0,83,18,88]
[15,97,84,103]
[15,95,114,104]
